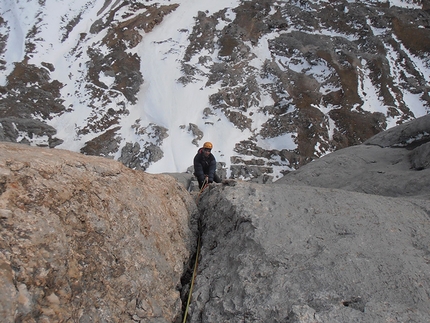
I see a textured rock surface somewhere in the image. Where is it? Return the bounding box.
[363,113,430,148]
[188,182,430,322]
[277,114,430,198]
[185,116,430,322]
[1,111,429,323]
[0,142,198,323]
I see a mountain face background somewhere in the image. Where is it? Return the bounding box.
[0,0,429,180]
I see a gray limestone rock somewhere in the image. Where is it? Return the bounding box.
[0,117,62,148]
[410,141,430,170]
[364,114,430,148]
[276,114,430,199]
[187,182,430,323]
[276,144,430,199]
[164,172,194,191]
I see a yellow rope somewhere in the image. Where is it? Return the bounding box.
[199,177,209,193]
[195,177,209,203]
[182,232,201,323]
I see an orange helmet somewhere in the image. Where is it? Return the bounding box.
[203,142,213,149]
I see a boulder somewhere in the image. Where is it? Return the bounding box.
[363,114,430,148]
[0,142,198,323]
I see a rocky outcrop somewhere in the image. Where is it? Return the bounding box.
[189,182,430,322]
[0,63,65,148]
[277,114,430,199]
[0,142,198,323]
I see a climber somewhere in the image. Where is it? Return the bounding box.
[193,141,221,189]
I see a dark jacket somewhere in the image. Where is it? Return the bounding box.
[193,148,217,182]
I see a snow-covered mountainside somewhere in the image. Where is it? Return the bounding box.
[0,0,429,181]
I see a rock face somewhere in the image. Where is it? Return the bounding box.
[277,114,430,199]
[0,142,198,323]
[186,115,430,322]
[189,183,430,323]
